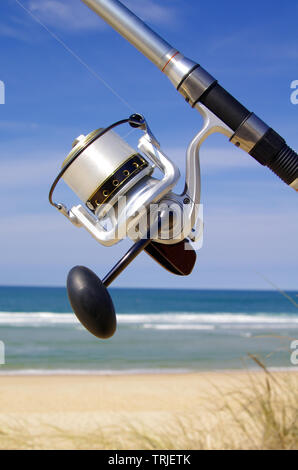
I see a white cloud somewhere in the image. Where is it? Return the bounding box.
[26,0,176,32]
[204,209,298,267]
[0,23,29,40]
[0,157,58,189]
[27,0,106,31]
[208,25,298,62]
[0,121,39,131]
[164,145,257,171]
[1,202,297,289]
[0,143,252,194]
[123,0,176,25]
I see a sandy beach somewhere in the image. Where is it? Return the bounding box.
[0,370,297,450]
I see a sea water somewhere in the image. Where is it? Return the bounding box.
[0,286,297,374]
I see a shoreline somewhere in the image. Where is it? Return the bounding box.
[0,366,297,376]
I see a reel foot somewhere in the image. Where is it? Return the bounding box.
[67,266,116,339]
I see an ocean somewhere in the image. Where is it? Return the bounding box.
[0,286,297,374]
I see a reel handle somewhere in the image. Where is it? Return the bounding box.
[67,216,161,339]
[67,266,116,339]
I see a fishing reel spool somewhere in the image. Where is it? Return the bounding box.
[50,109,223,339]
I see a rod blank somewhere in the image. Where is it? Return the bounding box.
[82,0,177,70]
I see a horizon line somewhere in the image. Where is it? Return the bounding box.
[0,285,297,294]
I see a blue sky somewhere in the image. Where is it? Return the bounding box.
[0,0,297,289]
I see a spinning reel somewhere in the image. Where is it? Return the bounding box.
[49,0,298,340]
[49,106,227,339]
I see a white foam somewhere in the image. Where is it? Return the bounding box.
[0,311,297,328]
[0,367,297,376]
[0,312,77,326]
[118,313,298,325]
[0,368,192,376]
[142,324,215,331]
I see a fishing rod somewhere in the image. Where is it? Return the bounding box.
[49,0,297,340]
[81,0,298,191]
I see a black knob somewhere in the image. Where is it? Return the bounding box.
[67,266,117,339]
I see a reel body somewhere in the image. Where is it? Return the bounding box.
[62,129,183,247]
[49,0,298,341]
[50,107,224,339]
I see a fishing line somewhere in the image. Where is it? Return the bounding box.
[14,0,136,112]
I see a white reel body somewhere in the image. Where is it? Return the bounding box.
[51,106,232,248]
[62,129,153,215]
[57,118,185,246]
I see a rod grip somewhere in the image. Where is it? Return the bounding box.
[199,82,298,189]
[267,144,298,189]
[200,83,251,131]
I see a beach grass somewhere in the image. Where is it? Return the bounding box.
[65,369,298,450]
[0,364,297,450]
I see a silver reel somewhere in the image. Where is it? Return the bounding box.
[49,106,232,339]
[50,113,201,246]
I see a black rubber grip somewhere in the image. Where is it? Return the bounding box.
[249,128,298,186]
[200,83,251,131]
[267,144,298,186]
[249,128,285,166]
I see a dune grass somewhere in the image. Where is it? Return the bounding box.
[0,363,297,450]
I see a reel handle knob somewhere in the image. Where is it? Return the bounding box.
[67,266,116,339]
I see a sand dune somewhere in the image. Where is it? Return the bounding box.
[0,371,297,450]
